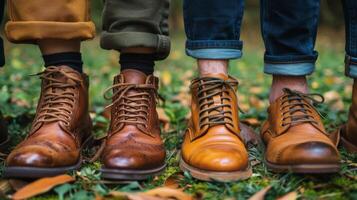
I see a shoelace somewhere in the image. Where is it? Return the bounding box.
[280,88,324,127]
[192,77,239,129]
[32,67,82,129]
[104,83,157,134]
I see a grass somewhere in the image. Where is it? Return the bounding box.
[0,28,357,199]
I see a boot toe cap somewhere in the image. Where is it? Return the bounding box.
[279,141,340,165]
[186,145,249,172]
[7,150,53,167]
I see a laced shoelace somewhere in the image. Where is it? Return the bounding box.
[280,88,325,127]
[32,67,82,129]
[104,83,157,134]
[192,77,240,129]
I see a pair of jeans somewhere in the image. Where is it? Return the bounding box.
[184,0,357,78]
[4,0,170,61]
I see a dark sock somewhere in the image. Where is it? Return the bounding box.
[43,52,83,73]
[119,53,155,75]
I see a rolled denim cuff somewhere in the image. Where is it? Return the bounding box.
[186,49,242,59]
[264,52,317,76]
[345,55,357,78]
[186,40,242,59]
[264,62,315,76]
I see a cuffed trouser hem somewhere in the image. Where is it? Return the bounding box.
[264,62,315,76]
[264,52,317,76]
[185,40,243,59]
[345,55,357,78]
[5,21,96,43]
[186,49,242,59]
[100,32,170,61]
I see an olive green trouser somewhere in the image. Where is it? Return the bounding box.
[5,0,171,60]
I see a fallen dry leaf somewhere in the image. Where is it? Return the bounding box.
[248,186,272,200]
[105,187,193,200]
[0,179,12,196]
[164,173,184,189]
[12,174,75,200]
[241,118,260,127]
[157,107,171,132]
[144,187,193,200]
[277,191,298,200]
[239,122,259,146]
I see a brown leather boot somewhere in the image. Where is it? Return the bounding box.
[261,88,340,173]
[180,74,251,182]
[100,70,166,180]
[5,66,92,178]
[0,111,9,150]
[339,81,357,153]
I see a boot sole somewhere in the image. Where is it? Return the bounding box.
[179,157,252,182]
[3,157,82,179]
[100,164,166,181]
[264,158,340,174]
[338,126,357,153]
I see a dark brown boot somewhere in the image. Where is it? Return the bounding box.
[100,69,166,180]
[5,66,92,178]
[340,81,357,153]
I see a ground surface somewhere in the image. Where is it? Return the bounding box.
[0,29,356,200]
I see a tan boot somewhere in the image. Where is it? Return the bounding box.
[261,88,340,173]
[5,66,92,178]
[100,70,166,180]
[180,74,251,182]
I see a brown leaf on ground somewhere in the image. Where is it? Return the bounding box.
[248,186,272,200]
[106,187,193,200]
[164,172,184,189]
[157,107,171,132]
[144,187,193,200]
[241,118,260,127]
[239,122,259,146]
[277,191,298,200]
[11,174,75,200]
[0,179,12,196]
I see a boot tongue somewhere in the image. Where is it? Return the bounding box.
[121,69,147,84]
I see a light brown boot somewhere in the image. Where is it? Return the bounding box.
[261,88,340,173]
[100,70,166,180]
[5,66,92,178]
[180,74,251,182]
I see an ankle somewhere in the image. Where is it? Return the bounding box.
[269,75,308,103]
[198,59,228,77]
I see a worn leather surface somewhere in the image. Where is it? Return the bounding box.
[261,89,340,165]
[6,66,91,167]
[101,70,166,170]
[181,74,249,172]
[344,81,357,146]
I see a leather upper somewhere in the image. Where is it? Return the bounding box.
[345,81,357,145]
[101,70,166,170]
[261,89,340,165]
[181,74,248,172]
[6,66,91,167]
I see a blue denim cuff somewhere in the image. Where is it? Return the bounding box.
[264,62,315,76]
[186,40,242,50]
[186,48,242,59]
[345,55,357,78]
